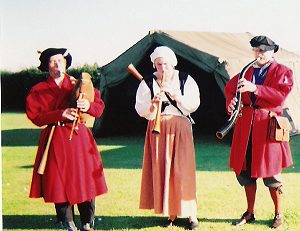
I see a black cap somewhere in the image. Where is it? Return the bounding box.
[38,48,72,72]
[250,36,279,53]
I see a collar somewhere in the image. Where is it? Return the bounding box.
[253,59,274,69]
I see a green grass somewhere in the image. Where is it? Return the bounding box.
[2,112,300,231]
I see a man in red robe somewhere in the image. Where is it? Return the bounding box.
[26,48,107,231]
[225,36,293,229]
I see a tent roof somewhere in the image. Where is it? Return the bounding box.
[98,30,300,91]
[158,30,253,60]
[158,30,300,59]
[94,30,300,136]
[153,30,300,76]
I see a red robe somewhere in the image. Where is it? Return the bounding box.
[26,74,107,205]
[225,60,293,178]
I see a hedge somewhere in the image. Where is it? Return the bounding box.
[1,65,100,111]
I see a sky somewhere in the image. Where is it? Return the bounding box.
[1,0,300,71]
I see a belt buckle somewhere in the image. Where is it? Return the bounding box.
[57,121,65,126]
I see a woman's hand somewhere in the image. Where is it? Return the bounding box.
[62,108,78,120]
[149,92,161,113]
[77,98,90,112]
[161,85,182,104]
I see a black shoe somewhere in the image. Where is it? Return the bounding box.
[66,221,78,231]
[163,219,174,227]
[56,221,64,229]
[233,211,256,226]
[81,223,94,231]
[188,221,199,230]
[271,213,284,229]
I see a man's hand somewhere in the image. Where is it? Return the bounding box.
[77,98,90,112]
[62,108,78,120]
[238,78,257,93]
[228,97,238,115]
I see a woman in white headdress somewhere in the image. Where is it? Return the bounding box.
[135,46,200,230]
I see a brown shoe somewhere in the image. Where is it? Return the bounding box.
[233,211,256,226]
[188,221,199,230]
[271,213,284,229]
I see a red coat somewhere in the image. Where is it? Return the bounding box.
[225,60,293,178]
[26,74,108,205]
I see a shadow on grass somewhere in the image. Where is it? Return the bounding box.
[1,215,176,230]
[199,217,272,225]
[1,128,41,146]
[2,215,274,230]
[18,165,34,169]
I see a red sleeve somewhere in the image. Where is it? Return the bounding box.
[256,66,293,107]
[87,89,105,118]
[26,87,65,127]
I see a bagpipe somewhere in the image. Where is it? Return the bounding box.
[68,72,94,140]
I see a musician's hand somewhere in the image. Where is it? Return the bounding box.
[62,108,78,121]
[77,98,90,112]
[238,78,257,93]
[228,97,238,115]
[149,93,161,113]
[162,86,182,104]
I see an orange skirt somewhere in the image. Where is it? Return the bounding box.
[139,115,197,217]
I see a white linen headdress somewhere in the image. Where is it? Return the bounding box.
[150,46,177,67]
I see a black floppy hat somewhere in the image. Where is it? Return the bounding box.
[38,48,72,72]
[250,36,279,53]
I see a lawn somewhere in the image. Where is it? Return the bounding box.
[2,112,300,231]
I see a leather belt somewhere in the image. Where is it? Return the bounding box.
[51,121,72,127]
[243,104,277,116]
[243,104,260,109]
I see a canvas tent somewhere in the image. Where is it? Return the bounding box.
[93,30,300,137]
